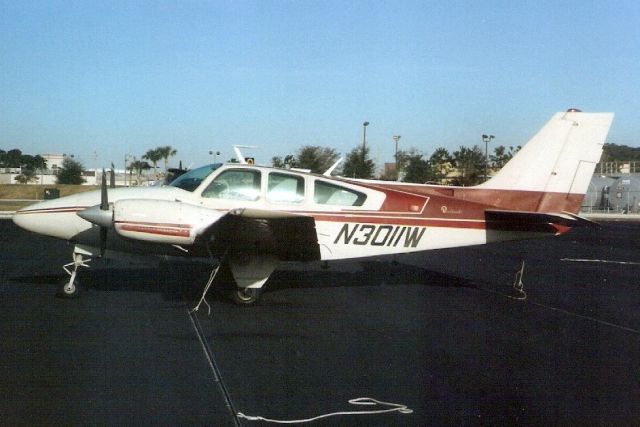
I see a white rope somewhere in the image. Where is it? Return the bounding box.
[506,260,527,300]
[479,263,640,335]
[561,258,640,266]
[236,397,413,424]
[190,263,221,315]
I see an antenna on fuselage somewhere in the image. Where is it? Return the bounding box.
[233,145,258,164]
[324,158,343,176]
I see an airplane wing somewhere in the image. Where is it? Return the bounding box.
[202,207,321,262]
[80,199,321,262]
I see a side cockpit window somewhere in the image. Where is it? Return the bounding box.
[267,173,305,204]
[314,180,366,206]
[202,169,261,201]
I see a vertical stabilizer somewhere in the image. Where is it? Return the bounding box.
[477,110,614,199]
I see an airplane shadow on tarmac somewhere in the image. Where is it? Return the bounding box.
[10,259,480,304]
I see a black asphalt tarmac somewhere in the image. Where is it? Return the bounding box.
[2,219,640,425]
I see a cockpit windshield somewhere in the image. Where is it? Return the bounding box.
[169,163,222,192]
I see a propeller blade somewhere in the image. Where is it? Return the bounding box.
[100,169,109,211]
[99,168,109,256]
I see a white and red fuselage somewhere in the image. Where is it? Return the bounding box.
[13,110,614,291]
[12,164,576,259]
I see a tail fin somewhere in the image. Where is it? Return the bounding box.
[478,110,613,193]
[477,110,613,212]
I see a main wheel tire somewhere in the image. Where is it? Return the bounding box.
[56,278,81,299]
[229,287,261,306]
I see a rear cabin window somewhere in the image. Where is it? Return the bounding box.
[314,181,366,206]
[202,169,261,201]
[267,173,305,204]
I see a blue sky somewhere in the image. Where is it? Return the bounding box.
[1,1,639,170]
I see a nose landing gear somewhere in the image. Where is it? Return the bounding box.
[57,247,92,298]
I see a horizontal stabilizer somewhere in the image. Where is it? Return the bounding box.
[485,209,586,234]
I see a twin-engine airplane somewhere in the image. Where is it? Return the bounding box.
[13,110,613,305]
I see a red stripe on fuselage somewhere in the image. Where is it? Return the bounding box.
[14,206,88,215]
[312,214,567,234]
[116,222,192,238]
[310,213,486,229]
[114,220,192,229]
[371,185,585,215]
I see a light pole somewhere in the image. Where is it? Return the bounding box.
[124,153,132,186]
[362,121,369,175]
[393,135,401,180]
[482,134,494,181]
[209,150,220,163]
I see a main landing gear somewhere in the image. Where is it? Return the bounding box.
[57,246,92,298]
[229,286,262,306]
[192,254,276,311]
[225,254,276,306]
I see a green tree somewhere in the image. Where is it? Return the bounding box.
[402,149,433,183]
[14,169,39,184]
[56,157,86,184]
[3,149,23,167]
[0,149,47,171]
[271,156,285,168]
[271,154,295,169]
[452,145,486,186]
[271,147,339,174]
[19,154,47,171]
[294,146,340,174]
[429,148,453,183]
[490,145,520,169]
[342,145,376,179]
[602,143,640,162]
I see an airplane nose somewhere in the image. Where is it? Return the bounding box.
[12,200,86,240]
[12,203,42,233]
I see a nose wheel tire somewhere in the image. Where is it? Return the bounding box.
[56,278,81,299]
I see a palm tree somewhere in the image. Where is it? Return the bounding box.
[143,148,163,179]
[157,146,177,172]
[128,159,151,186]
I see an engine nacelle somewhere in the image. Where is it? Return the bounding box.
[113,199,225,245]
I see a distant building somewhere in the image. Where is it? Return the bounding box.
[583,161,640,213]
[0,153,154,186]
[41,154,65,172]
